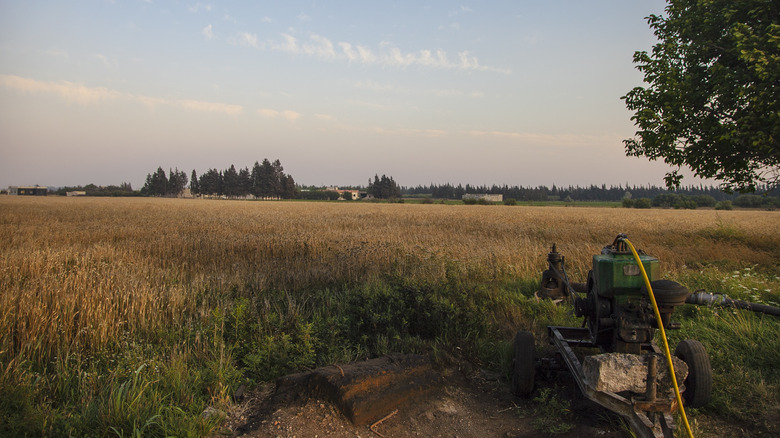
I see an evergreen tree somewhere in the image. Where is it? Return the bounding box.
[222,165,239,197]
[190,169,199,195]
[167,168,188,196]
[368,174,401,199]
[237,167,251,197]
[142,166,168,196]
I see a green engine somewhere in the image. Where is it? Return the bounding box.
[574,235,689,354]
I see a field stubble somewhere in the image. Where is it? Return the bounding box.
[1,196,778,436]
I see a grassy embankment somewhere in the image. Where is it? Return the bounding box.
[1,196,778,437]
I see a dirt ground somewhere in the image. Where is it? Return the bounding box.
[212,366,629,438]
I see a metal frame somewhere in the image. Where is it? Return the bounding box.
[548,326,677,438]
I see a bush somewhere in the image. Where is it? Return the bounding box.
[653,193,679,208]
[503,198,517,206]
[673,199,697,209]
[715,200,733,210]
[693,194,716,208]
[633,198,652,209]
[463,198,477,205]
[733,194,765,208]
[622,198,634,208]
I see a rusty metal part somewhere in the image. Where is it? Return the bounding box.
[548,326,676,438]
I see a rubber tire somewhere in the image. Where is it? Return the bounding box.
[674,339,712,408]
[511,331,535,397]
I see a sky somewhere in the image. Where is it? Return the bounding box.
[1,0,705,190]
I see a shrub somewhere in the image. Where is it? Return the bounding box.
[692,194,716,207]
[715,200,733,210]
[622,198,634,208]
[503,198,517,206]
[673,199,697,209]
[653,193,679,208]
[633,198,652,209]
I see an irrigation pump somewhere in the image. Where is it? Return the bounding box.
[514,234,712,438]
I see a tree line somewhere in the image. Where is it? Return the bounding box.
[191,159,297,199]
[140,159,298,199]
[403,182,779,203]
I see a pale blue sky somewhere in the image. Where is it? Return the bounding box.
[1,0,697,190]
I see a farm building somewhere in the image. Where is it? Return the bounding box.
[9,186,48,196]
[462,193,503,203]
[66,191,87,196]
[326,187,362,200]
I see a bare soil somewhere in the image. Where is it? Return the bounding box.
[213,366,628,438]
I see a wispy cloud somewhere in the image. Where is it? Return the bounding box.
[251,32,509,73]
[257,108,301,121]
[239,32,259,48]
[202,24,214,39]
[177,99,242,115]
[0,74,122,104]
[188,3,212,13]
[314,113,336,121]
[0,74,243,115]
[282,110,300,121]
[257,108,279,118]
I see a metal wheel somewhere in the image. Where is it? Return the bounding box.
[511,331,535,397]
[675,339,712,408]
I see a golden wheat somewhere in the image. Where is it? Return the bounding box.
[1,196,778,368]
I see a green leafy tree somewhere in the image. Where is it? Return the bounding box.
[622,0,780,192]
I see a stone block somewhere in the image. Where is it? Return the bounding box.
[582,353,688,397]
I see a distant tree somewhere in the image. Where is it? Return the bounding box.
[733,194,766,208]
[142,166,168,196]
[634,198,652,209]
[281,174,298,199]
[190,169,199,195]
[692,194,716,208]
[715,200,734,210]
[237,167,251,197]
[622,0,780,191]
[271,159,285,197]
[252,159,276,198]
[222,165,239,197]
[652,193,680,208]
[167,168,188,196]
[198,168,222,196]
[368,174,401,199]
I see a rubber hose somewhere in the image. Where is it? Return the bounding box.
[686,292,780,317]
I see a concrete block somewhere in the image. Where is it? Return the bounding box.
[583,353,688,397]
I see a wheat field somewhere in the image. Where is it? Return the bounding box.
[1,196,779,436]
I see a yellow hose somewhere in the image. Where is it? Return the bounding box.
[621,237,694,438]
